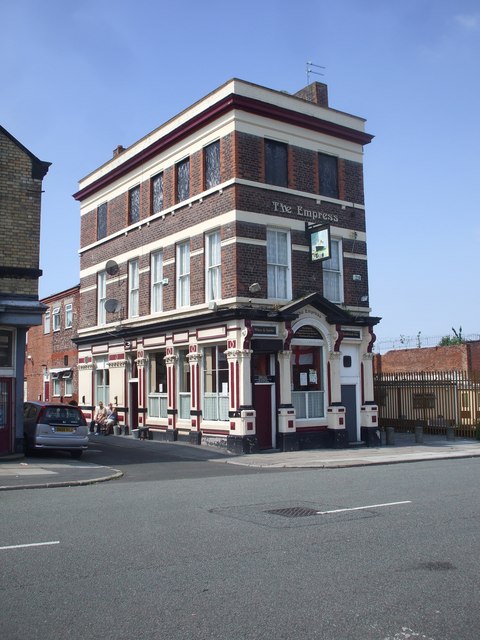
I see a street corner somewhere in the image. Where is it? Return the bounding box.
[0,458,123,491]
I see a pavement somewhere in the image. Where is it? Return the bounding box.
[1,432,480,491]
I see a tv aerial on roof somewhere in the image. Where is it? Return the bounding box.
[104,298,122,314]
[105,260,119,276]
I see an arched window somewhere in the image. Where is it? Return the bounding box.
[291,325,325,420]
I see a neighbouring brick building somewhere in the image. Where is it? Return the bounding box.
[0,125,50,456]
[25,284,80,406]
[374,341,480,376]
[73,78,380,452]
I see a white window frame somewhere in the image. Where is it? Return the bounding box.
[323,238,343,303]
[202,345,229,422]
[176,242,190,308]
[52,377,61,397]
[129,259,139,318]
[52,306,61,332]
[65,303,73,329]
[98,271,106,326]
[267,228,291,300]
[95,357,109,405]
[44,309,51,334]
[206,230,221,302]
[291,340,326,421]
[151,251,163,314]
[64,376,73,396]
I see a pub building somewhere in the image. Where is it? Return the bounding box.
[74,78,380,453]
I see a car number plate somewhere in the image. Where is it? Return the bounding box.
[55,426,74,433]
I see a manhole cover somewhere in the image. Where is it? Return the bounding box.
[265,506,319,518]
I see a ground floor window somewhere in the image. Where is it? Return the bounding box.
[178,349,191,420]
[52,376,61,397]
[148,351,168,418]
[95,358,110,405]
[291,344,325,419]
[203,345,228,421]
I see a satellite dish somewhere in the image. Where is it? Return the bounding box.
[105,298,121,313]
[105,260,119,276]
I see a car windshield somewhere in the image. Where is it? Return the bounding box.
[42,407,86,426]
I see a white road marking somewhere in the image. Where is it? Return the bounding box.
[0,541,60,551]
[316,500,412,515]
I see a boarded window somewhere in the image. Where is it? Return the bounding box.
[152,173,164,214]
[318,153,338,198]
[265,140,288,187]
[205,141,220,189]
[97,203,107,239]
[129,186,140,224]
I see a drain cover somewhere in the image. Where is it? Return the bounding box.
[266,506,319,518]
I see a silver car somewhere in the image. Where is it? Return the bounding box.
[23,401,89,458]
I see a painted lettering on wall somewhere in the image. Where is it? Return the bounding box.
[272,200,339,223]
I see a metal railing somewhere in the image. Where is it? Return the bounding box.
[374,370,480,438]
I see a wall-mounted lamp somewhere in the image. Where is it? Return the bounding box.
[248,282,261,294]
[114,396,118,405]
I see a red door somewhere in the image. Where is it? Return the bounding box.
[0,378,13,455]
[254,384,273,449]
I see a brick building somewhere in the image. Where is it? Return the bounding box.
[25,284,80,405]
[374,341,480,376]
[0,125,50,456]
[74,78,380,452]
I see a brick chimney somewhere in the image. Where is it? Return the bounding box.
[294,82,329,107]
[113,145,126,157]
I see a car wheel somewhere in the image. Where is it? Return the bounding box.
[71,450,83,459]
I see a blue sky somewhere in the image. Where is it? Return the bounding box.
[2,0,479,351]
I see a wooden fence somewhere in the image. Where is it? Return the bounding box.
[374,370,480,439]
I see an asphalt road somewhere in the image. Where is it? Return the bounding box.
[1,444,479,640]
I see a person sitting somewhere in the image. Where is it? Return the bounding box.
[93,401,107,435]
[104,403,118,435]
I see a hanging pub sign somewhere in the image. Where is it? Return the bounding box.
[307,223,331,262]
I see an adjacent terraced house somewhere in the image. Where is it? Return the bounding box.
[0,126,50,456]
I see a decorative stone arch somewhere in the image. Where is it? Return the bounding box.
[290,306,334,351]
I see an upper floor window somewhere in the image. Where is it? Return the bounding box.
[151,251,163,314]
[128,259,139,318]
[129,186,140,225]
[65,303,73,329]
[323,238,343,303]
[97,271,106,326]
[44,310,51,334]
[176,158,190,203]
[206,230,221,302]
[97,202,107,240]
[0,330,13,367]
[265,139,288,187]
[151,173,164,214]
[267,228,290,300]
[204,141,220,190]
[176,242,190,308]
[52,307,61,332]
[318,153,339,198]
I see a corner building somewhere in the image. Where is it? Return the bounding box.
[74,79,380,453]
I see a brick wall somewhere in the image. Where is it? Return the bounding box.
[0,129,47,298]
[374,343,480,375]
[78,124,369,327]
